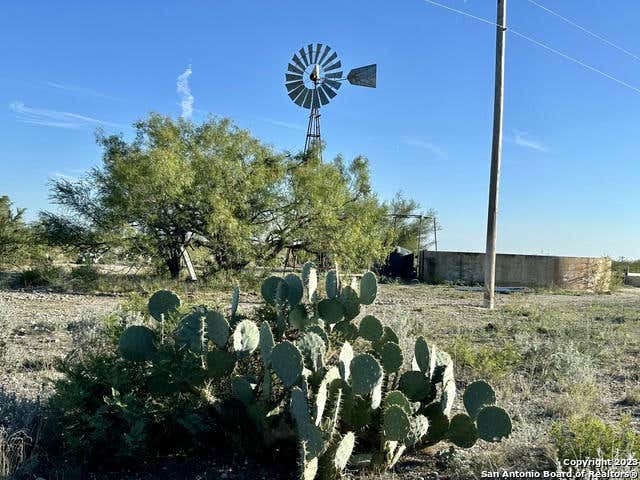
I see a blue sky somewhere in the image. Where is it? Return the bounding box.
[1,0,639,259]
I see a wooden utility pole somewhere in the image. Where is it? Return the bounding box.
[484,0,507,309]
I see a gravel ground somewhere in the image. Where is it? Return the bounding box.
[0,291,119,400]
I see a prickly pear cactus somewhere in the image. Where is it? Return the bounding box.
[116,273,512,480]
[148,290,181,321]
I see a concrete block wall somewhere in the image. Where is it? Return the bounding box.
[419,251,612,290]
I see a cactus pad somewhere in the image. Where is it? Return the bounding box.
[334,432,355,471]
[398,371,431,402]
[318,298,344,324]
[325,269,340,299]
[302,457,318,480]
[339,286,360,320]
[230,286,240,319]
[289,304,309,330]
[448,413,478,448]
[476,406,512,442]
[174,311,205,353]
[259,322,275,366]
[413,336,434,374]
[350,353,383,395]
[359,271,377,305]
[148,290,181,321]
[380,342,403,373]
[339,341,354,380]
[205,310,229,347]
[232,319,260,355]
[334,320,358,342]
[383,390,412,415]
[261,276,288,306]
[297,332,326,372]
[383,405,412,443]
[284,273,304,305]
[307,325,328,345]
[358,315,383,341]
[421,402,451,443]
[271,341,304,387]
[306,265,318,302]
[441,378,456,416]
[119,325,157,362]
[232,376,255,405]
[407,414,430,446]
[290,386,311,427]
[206,349,237,378]
[343,393,373,431]
[463,380,496,418]
[301,261,316,287]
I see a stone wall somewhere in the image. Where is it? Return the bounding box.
[418,251,612,290]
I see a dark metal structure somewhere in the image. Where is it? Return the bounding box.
[285,43,377,157]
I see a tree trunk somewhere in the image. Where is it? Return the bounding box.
[166,252,182,279]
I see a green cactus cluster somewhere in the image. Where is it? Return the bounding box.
[117,264,512,479]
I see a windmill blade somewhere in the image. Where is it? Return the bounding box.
[288,62,304,75]
[299,48,310,67]
[324,79,342,90]
[291,54,306,71]
[311,89,321,108]
[347,64,377,88]
[317,86,330,105]
[314,44,323,64]
[288,84,307,102]
[321,51,337,67]
[294,88,311,107]
[286,80,304,92]
[324,71,343,79]
[307,44,315,63]
[286,73,303,83]
[317,45,332,65]
[325,60,341,72]
[302,90,313,109]
[320,84,337,100]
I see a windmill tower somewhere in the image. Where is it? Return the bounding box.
[285,43,377,158]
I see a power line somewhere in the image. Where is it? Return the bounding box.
[423,0,498,27]
[422,0,640,96]
[510,30,640,95]
[526,0,640,62]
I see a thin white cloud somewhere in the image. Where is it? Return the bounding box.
[177,66,194,118]
[262,118,305,131]
[45,82,120,101]
[9,101,124,129]
[511,130,548,152]
[402,137,446,157]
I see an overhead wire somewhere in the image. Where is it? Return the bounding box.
[526,0,640,62]
[421,0,640,96]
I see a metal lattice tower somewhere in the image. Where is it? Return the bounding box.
[285,43,377,158]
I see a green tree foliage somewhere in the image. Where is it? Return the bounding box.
[0,195,31,268]
[40,114,397,277]
[386,192,437,252]
[263,151,392,270]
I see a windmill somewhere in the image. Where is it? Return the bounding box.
[285,43,377,157]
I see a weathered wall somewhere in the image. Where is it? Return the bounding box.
[419,251,612,290]
[625,273,640,287]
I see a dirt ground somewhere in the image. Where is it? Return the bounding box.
[1,284,639,479]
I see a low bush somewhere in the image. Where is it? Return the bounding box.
[448,337,522,382]
[68,264,101,290]
[11,262,63,289]
[551,414,640,461]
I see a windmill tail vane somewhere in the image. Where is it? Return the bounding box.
[284,43,377,159]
